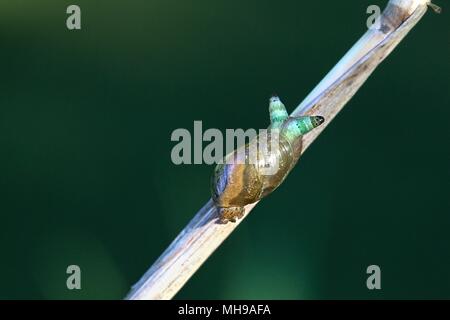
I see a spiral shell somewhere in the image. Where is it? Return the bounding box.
[211,96,324,223]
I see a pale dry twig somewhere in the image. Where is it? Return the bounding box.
[126,0,437,300]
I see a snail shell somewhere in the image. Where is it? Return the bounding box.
[211,96,324,223]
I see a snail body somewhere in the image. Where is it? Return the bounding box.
[211,96,324,223]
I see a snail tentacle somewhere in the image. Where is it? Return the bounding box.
[269,95,289,129]
[211,96,325,223]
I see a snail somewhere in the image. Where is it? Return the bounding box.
[211,96,325,223]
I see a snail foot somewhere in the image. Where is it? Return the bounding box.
[219,207,245,224]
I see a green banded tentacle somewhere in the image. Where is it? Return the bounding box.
[269,96,288,129]
[281,116,324,143]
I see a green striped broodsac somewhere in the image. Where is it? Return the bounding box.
[211,96,324,223]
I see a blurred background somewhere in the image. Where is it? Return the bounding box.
[0,0,448,299]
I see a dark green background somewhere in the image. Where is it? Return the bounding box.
[0,1,448,299]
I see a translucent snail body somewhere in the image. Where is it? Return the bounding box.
[211,96,324,223]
